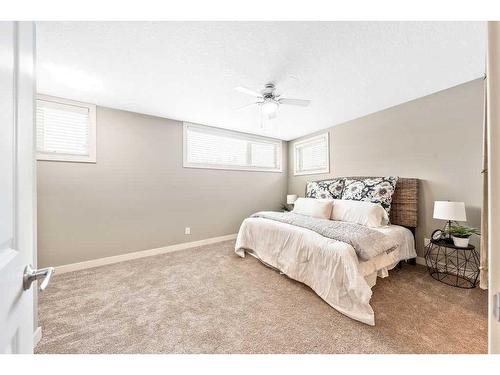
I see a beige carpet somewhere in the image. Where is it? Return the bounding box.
[35,240,487,354]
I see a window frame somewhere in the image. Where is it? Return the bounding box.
[36,94,97,163]
[183,122,282,173]
[293,132,330,176]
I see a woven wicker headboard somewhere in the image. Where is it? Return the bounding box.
[385,177,418,228]
[307,177,418,228]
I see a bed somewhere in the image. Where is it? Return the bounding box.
[235,177,418,325]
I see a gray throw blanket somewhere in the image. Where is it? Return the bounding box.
[250,211,397,260]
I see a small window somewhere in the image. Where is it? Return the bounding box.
[294,132,329,176]
[36,95,96,162]
[183,122,282,172]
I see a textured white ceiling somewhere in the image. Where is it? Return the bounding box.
[36,21,486,140]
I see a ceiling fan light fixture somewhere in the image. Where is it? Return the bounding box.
[261,100,279,115]
[234,84,309,122]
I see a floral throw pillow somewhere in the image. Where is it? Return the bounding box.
[306,179,345,200]
[341,177,398,216]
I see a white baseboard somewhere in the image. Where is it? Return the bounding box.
[33,326,42,347]
[55,233,238,274]
[417,255,477,275]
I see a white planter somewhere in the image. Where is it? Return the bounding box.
[452,235,470,248]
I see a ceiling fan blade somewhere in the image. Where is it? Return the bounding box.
[279,98,311,107]
[235,102,258,110]
[234,86,263,97]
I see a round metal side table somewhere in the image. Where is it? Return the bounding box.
[424,239,479,288]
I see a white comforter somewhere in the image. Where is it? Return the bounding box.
[235,217,416,325]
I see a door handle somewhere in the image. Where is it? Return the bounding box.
[23,264,55,291]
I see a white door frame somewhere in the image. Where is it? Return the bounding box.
[488,21,500,354]
[486,22,500,354]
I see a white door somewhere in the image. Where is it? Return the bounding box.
[0,21,37,354]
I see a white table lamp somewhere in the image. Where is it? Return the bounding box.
[287,194,298,205]
[433,201,466,237]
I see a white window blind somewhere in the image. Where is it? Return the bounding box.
[36,95,96,162]
[183,123,282,172]
[294,132,329,175]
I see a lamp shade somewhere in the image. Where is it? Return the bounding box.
[287,194,298,204]
[433,201,467,221]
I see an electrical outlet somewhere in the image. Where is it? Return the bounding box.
[185,227,191,235]
[424,238,430,246]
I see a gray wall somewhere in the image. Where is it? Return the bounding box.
[38,79,483,266]
[37,107,287,267]
[288,79,484,257]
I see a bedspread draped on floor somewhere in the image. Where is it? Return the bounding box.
[235,217,377,325]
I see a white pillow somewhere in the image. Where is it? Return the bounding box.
[331,199,389,227]
[292,197,333,219]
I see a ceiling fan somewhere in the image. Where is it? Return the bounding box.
[235,83,310,120]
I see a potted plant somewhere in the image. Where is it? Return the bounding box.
[448,225,480,248]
